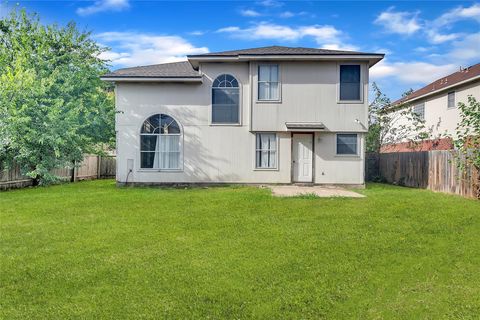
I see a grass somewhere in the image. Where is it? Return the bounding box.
[1,180,479,319]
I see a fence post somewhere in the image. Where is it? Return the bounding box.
[97,156,101,179]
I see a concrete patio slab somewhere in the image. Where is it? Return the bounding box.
[267,185,365,198]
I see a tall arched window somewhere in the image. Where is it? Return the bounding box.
[212,74,239,124]
[140,114,181,169]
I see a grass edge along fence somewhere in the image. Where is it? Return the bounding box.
[366,150,479,199]
[0,155,116,191]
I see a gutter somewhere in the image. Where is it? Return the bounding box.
[389,74,480,109]
[188,54,384,68]
[100,76,203,83]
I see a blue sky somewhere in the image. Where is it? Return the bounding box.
[2,0,480,99]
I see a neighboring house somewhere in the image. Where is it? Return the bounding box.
[382,63,480,153]
[101,46,384,186]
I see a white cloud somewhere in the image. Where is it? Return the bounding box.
[434,3,480,27]
[446,32,480,61]
[216,22,357,50]
[279,11,309,18]
[425,30,461,44]
[423,4,480,44]
[371,31,479,86]
[240,9,261,17]
[95,32,208,67]
[257,0,284,7]
[374,7,421,35]
[77,0,129,16]
[370,59,457,84]
[280,11,295,18]
[188,30,205,36]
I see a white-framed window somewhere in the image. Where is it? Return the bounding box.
[339,64,361,101]
[140,114,182,170]
[413,103,425,120]
[447,91,455,109]
[212,74,240,124]
[258,65,280,101]
[255,133,277,169]
[336,133,358,155]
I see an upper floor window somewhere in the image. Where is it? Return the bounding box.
[448,91,455,109]
[140,114,181,170]
[339,65,361,101]
[413,103,425,120]
[212,74,239,124]
[258,65,280,101]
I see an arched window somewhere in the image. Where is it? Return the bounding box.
[140,114,181,169]
[212,74,239,124]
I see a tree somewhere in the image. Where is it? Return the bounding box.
[367,83,432,153]
[0,7,115,185]
[453,96,480,197]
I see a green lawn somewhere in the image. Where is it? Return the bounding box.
[1,181,479,319]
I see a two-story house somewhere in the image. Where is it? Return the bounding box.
[101,46,384,186]
[382,62,480,152]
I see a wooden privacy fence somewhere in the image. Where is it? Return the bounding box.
[0,155,116,190]
[366,150,479,199]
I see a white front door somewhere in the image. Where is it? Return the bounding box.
[292,134,313,183]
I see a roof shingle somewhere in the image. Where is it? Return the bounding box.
[187,45,376,57]
[102,61,200,78]
[392,63,480,105]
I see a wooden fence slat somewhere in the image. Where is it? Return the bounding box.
[368,150,479,199]
[0,155,116,190]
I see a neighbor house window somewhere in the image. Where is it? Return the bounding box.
[212,74,239,124]
[336,134,358,155]
[448,91,455,109]
[258,65,279,101]
[256,133,277,168]
[339,65,361,101]
[413,103,425,120]
[140,114,181,170]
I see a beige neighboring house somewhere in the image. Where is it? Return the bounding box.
[101,46,384,186]
[382,62,480,152]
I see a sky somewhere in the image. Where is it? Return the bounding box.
[2,0,480,100]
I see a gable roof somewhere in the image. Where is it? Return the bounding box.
[391,62,480,106]
[101,45,384,82]
[101,61,201,80]
[187,45,373,57]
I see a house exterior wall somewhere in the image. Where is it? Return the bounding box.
[383,80,480,151]
[251,61,369,132]
[115,60,368,185]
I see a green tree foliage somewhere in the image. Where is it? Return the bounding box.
[454,96,480,180]
[0,8,115,184]
[367,83,431,153]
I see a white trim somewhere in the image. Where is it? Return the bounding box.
[100,77,202,83]
[447,91,456,109]
[254,132,279,170]
[257,64,282,102]
[337,63,364,104]
[210,73,242,126]
[188,54,384,67]
[335,133,360,157]
[392,74,480,107]
[138,113,184,171]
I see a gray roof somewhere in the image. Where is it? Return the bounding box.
[188,45,379,57]
[102,46,384,80]
[102,61,200,79]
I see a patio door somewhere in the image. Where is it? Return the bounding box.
[292,134,313,183]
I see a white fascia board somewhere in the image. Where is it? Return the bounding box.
[392,75,480,107]
[188,55,384,67]
[100,77,203,83]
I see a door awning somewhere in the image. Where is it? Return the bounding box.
[285,122,326,131]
